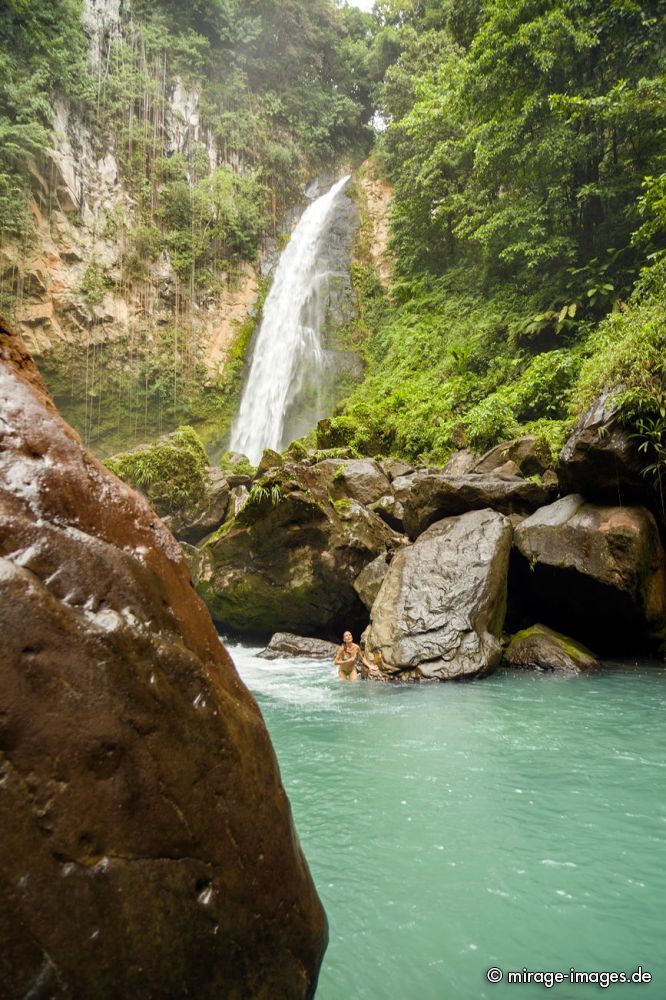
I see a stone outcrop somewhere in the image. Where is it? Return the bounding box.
[200,461,400,637]
[258,633,338,661]
[0,320,326,998]
[443,450,477,476]
[107,435,231,546]
[558,390,646,503]
[365,510,512,681]
[380,458,414,481]
[472,436,552,478]
[164,467,230,544]
[503,624,599,673]
[315,458,392,507]
[401,471,555,539]
[369,493,405,532]
[353,553,391,611]
[512,495,666,652]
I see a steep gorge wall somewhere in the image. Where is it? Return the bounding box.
[0,0,388,458]
[1,46,251,376]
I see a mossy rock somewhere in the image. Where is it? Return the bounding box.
[255,448,284,477]
[504,624,599,673]
[106,426,209,516]
[199,461,399,637]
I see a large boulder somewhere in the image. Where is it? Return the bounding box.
[401,472,555,539]
[365,509,512,681]
[314,457,392,507]
[369,493,405,532]
[512,495,666,653]
[380,457,415,481]
[0,321,326,998]
[200,463,400,637]
[258,633,338,661]
[558,389,646,503]
[472,436,552,478]
[167,466,230,543]
[503,624,599,673]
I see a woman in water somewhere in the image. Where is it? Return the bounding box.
[335,630,373,681]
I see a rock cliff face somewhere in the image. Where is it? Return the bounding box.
[2,89,242,368]
[0,318,326,997]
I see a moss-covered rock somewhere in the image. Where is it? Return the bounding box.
[106,427,229,544]
[503,624,599,673]
[106,426,209,513]
[200,461,400,637]
[472,436,553,478]
[255,448,284,477]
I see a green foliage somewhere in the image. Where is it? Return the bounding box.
[79,259,111,306]
[377,0,665,299]
[573,260,666,412]
[219,452,256,478]
[463,394,520,454]
[0,0,91,235]
[324,0,666,476]
[106,425,209,512]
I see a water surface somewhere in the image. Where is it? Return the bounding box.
[230,644,666,999]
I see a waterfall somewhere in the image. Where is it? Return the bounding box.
[230,175,351,464]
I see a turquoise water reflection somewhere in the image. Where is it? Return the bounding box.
[230,645,666,1000]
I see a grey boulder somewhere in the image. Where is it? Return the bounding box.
[401,472,554,539]
[365,509,512,681]
[558,389,646,503]
[258,633,338,661]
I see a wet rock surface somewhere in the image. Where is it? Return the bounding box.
[258,633,338,661]
[512,495,666,653]
[353,553,392,611]
[558,390,647,503]
[315,458,392,507]
[503,624,599,673]
[200,460,399,637]
[472,436,552,478]
[166,466,230,543]
[365,510,513,681]
[401,472,555,539]
[0,320,326,999]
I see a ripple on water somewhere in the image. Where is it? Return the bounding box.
[230,645,666,1000]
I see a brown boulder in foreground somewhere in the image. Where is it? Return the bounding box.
[0,319,326,999]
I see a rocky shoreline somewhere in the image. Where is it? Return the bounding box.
[114,390,665,683]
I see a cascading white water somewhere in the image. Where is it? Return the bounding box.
[230,175,351,464]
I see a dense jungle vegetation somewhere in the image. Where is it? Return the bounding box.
[0,0,378,449]
[325,0,666,481]
[0,0,664,482]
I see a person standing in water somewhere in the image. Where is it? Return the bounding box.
[335,630,373,681]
